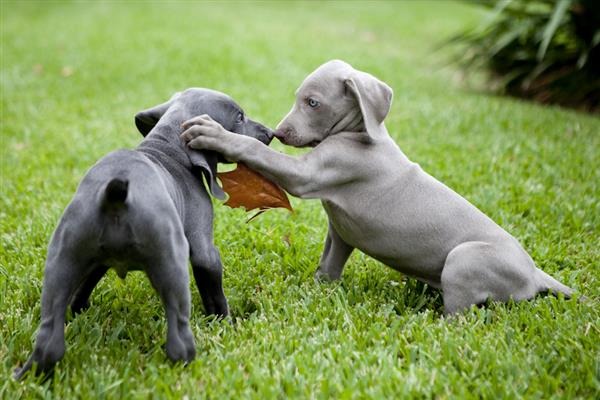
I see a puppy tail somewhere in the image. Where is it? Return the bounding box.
[102,178,129,209]
[536,269,574,299]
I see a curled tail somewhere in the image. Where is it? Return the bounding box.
[102,178,129,211]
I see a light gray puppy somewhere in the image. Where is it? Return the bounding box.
[15,88,273,379]
[180,60,575,315]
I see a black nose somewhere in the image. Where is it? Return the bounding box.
[264,127,274,140]
[246,119,275,145]
[259,125,274,144]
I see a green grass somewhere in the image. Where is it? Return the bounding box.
[1,1,599,398]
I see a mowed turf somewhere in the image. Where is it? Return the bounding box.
[1,1,598,398]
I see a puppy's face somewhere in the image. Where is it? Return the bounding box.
[275,60,393,147]
[135,88,274,146]
[134,88,274,199]
[275,61,358,147]
[178,89,274,145]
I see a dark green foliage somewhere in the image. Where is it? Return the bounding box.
[450,0,600,112]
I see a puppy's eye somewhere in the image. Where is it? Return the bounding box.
[236,112,244,123]
[307,98,320,108]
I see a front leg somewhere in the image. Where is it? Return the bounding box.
[187,233,229,317]
[181,115,334,198]
[315,221,354,281]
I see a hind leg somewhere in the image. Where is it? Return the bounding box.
[145,243,196,362]
[69,265,109,314]
[441,241,539,315]
[14,250,91,379]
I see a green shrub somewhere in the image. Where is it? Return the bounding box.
[450,0,600,112]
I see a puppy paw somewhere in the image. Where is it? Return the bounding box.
[314,269,339,283]
[166,331,196,364]
[13,366,28,381]
[13,359,54,381]
[213,299,229,319]
[70,298,90,314]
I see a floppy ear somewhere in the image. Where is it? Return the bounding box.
[134,99,175,137]
[134,94,225,199]
[187,150,226,200]
[344,71,393,141]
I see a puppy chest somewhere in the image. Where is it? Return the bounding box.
[321,200,369,245]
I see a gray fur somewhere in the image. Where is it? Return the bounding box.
[181,61,575,315]
[14,88,273,379]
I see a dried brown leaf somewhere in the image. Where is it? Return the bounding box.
[217,163,293,213]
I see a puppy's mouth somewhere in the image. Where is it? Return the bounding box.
[273,127,289,140]
[275,135,320,148]
[274,127,321,147]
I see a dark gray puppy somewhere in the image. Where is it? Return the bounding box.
[14,88,273,379]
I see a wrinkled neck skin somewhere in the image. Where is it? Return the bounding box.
[327,107,391,145]
[328,106,365,136]
[137,105,193,172]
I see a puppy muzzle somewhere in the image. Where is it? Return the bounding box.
[274,126,293,141]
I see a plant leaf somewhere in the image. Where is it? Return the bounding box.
[537,0,571,61]
[217,163,293,214]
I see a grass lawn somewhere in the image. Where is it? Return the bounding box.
[1,1,599,398]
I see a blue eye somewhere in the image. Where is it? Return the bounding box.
[236,112,244,123]
[307,98,320,108]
